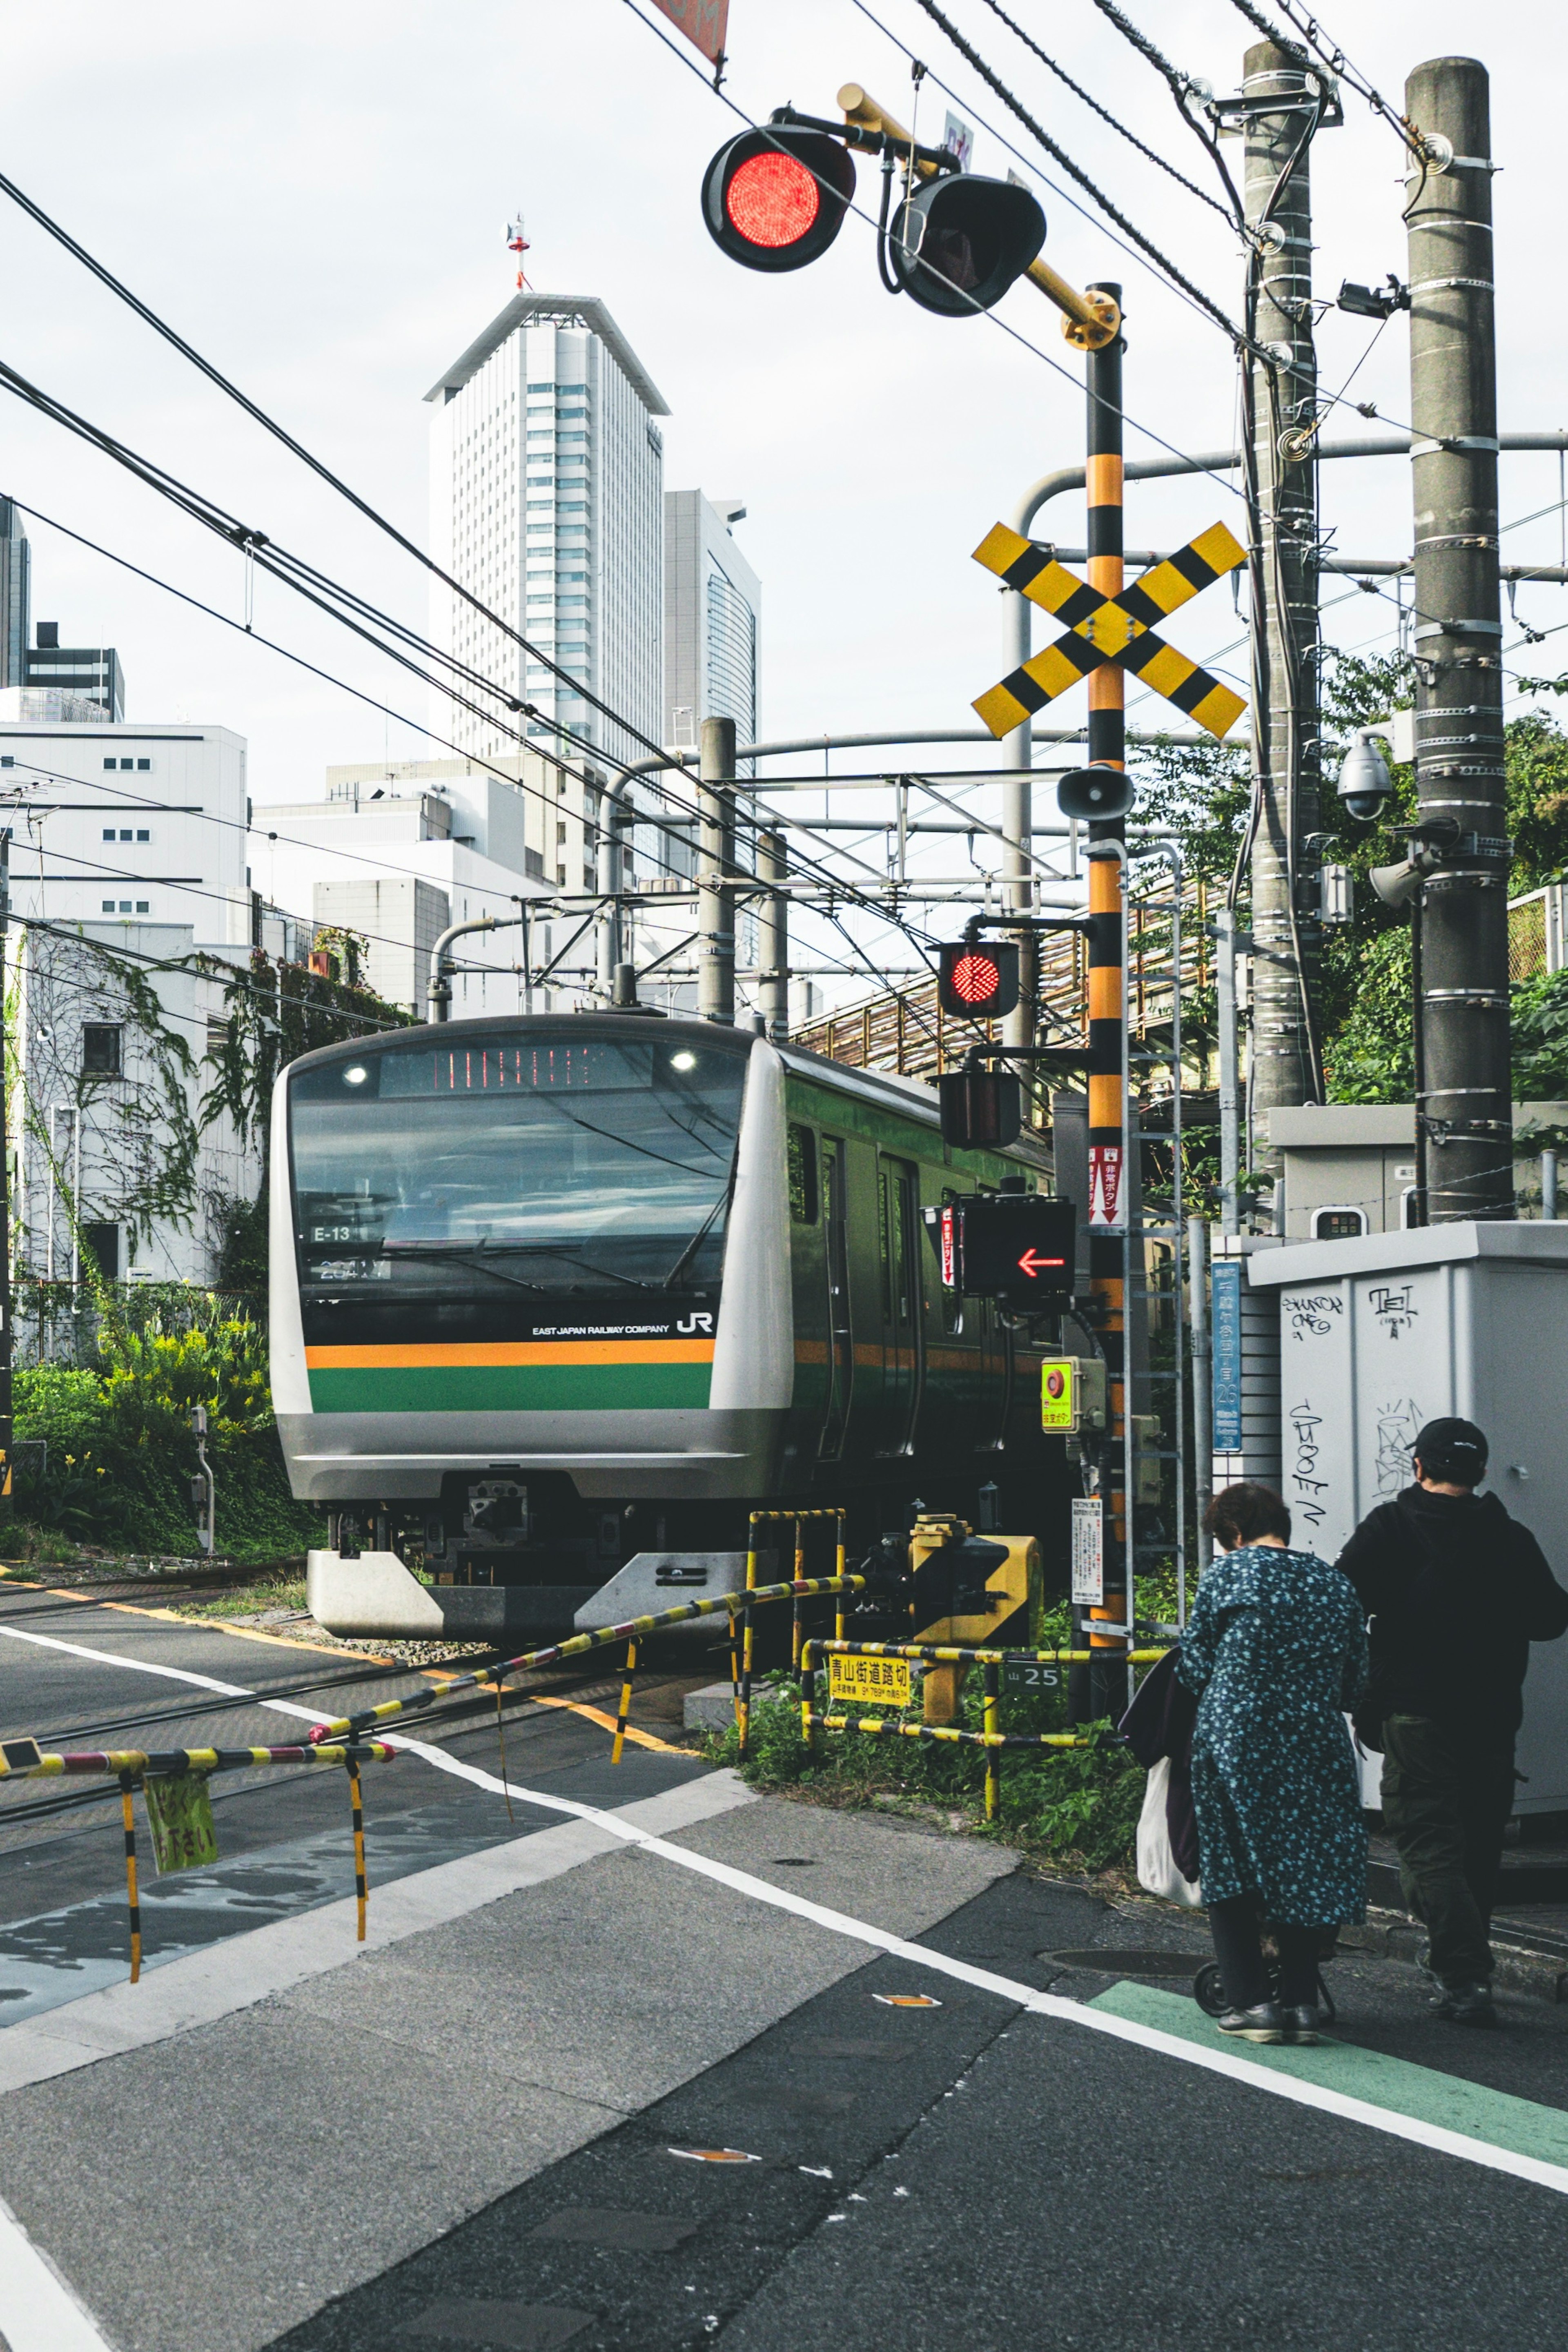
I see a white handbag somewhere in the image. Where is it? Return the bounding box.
[1136,1757,1203,1907]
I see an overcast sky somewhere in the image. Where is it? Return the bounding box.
[0,0,1560,836]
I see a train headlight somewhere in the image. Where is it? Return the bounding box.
[343,1065,369,1086]
[670,1051,697,1071]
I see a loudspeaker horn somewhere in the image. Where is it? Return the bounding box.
[1056,765,1136,822]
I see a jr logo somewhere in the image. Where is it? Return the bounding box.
[676,1312,715,1336]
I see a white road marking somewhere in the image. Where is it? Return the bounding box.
[0,2189,118,2351]
[8,1617,1568,2201]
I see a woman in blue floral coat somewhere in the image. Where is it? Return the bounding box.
[1178,1481,1368,2047]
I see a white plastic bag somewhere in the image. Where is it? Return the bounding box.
[1136,1757,1202,1907]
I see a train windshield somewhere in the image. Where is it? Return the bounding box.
[290,1031,748,1298]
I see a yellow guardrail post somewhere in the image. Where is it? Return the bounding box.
[800,1638,817,1757]
[346,1756,368,1943]
[792,1515,806,1671]
[739,1512,760,1760]
[118,1769,141,1983]
[982,1659,1001,1822]
[835,1511,847,1645]
[612,1638,637,1766]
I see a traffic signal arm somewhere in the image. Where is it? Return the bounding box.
[838,84,1118,344]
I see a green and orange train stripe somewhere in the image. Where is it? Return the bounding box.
[303,1337,716,1414]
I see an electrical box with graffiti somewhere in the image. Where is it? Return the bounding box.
[1248,1222,1568,1813]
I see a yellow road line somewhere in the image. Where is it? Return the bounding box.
[519,1691,685,1753]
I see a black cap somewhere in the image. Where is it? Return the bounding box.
[1414,1417,1488,1484]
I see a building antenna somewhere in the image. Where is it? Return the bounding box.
[506,215,531,291]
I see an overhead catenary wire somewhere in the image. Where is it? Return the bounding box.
[970,0,1232,218]
[891,0,1246,342]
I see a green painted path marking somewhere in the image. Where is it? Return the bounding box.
[1093,1980,1568,2176]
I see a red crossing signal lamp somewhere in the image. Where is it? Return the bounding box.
[701,129,855,273]
[937,939,1020,1020]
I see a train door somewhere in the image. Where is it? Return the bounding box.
[817,1136,853,1461]
[875,1156,924,1454]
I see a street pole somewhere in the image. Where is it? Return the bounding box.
[758,827,789,1044]
[1243,39,1327,1159]
[1216,908,1241,1233]
[698,715,737,1025]
[1405,56,1512,1221]
[0,831,11,1518]
[1189,1215,1212,1602]
[1001,622,1036,1065]
[595,780,626,998]
[1082,290,1129,1717]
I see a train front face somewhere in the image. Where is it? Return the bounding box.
[270,1016,792,1531]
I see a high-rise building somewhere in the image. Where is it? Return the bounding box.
[664,490,760,757]
[24,622,125,720]
[0,501,30,689]
[425,294,668,813]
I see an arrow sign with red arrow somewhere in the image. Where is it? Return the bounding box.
[925,1194,1076,1306]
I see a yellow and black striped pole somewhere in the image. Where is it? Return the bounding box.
[119,1771,141,1983]
[1084,286,1131,1721]
[612,1638,637,1765]
[347,1758,367,1943]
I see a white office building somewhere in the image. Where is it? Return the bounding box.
[425,294,668,799]
[251,757,571,1017]
[0,715,250,942]
[664,490,760,756]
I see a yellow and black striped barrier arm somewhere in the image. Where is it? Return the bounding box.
[308,1575,867,1745]
[0,1741,400,1779]
[803,1639,1169,1668]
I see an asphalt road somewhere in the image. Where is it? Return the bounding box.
[2,1579,1568,2352]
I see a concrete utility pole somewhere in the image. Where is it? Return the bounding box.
[1243,39,1327,1148]
[1405,57,1512,1221]
[697,715,736,1024]
[757,827,789,1043]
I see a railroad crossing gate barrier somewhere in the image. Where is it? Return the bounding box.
[908,1512,1040,1725]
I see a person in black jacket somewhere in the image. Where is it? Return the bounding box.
[1336,1417,1568,2026]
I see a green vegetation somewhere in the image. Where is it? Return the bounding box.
[703,1586,1173,1877]
[11,1301,321,1564]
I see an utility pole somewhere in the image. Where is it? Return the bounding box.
[1082,287,1129,1718]
[1243,39,1328,1165]
[697,715,737,1025]
[758,827,789,1043]
[0,831,11,1520]
[1405,57,1512,1221]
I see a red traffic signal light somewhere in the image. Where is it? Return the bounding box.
[701,128,855,273]
[938,939,1020,1020]
[938,1067,1022,1150]
[888,174,1045,317]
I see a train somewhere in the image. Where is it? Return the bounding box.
[269,1011,1060,1637]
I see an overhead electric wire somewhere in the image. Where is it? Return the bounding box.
[0,166,679,771]
[970,0,1231,218]
[1081,0,1244,220]
[892,0,1246,341]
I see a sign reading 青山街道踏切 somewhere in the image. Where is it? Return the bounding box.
[827,1654,913,1709]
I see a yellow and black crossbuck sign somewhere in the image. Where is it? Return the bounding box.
[971,519,1248,742]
